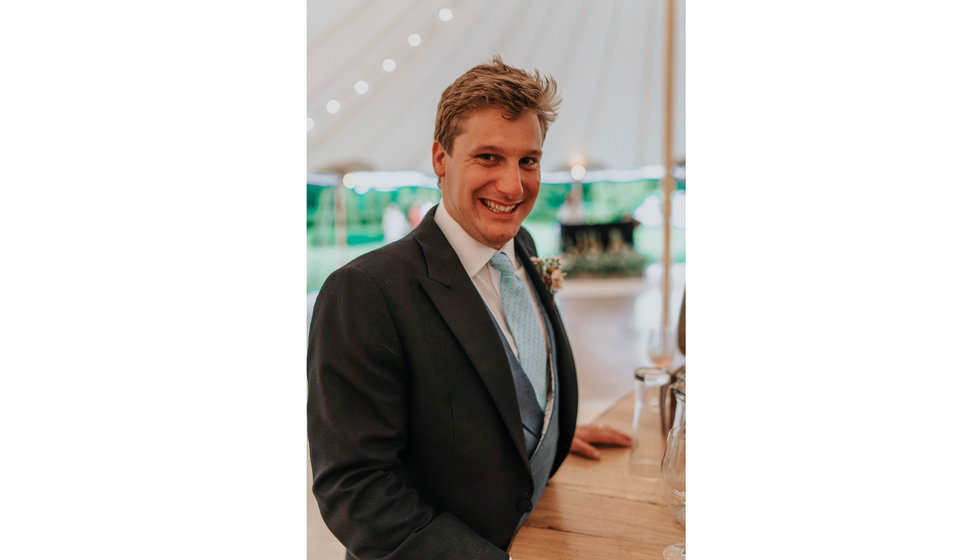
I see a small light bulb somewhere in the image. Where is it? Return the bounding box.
[439,8,453,21]
[326,99,340,114]
[307,117,315,131]
[342,173,357,189]
[354,80,368,95]
[571,165,586,181]
[382,58,396,72]
[408,33,422,47]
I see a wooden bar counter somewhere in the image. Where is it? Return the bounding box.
[510,393,685,559]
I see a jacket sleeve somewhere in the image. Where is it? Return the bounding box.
[307,265,509,560]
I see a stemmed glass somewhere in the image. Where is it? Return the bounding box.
[648,324,676,368]
[661,385,686,559]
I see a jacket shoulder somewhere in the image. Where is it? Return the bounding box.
[321,234,424,288]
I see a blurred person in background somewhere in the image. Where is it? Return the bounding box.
[557,191,585,225]
[382,203,411,243]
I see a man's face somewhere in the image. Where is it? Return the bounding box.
[432,108,543,249]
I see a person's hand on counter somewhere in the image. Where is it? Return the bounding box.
[570,424,631,460]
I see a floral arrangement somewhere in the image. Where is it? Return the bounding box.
[561,228,649,278]
[562,250,648,278]
[530,256,564,294]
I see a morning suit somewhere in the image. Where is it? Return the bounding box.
[307,207,579,559]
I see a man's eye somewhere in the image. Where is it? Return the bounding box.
[476,154,496,162]
[520,157,539,167]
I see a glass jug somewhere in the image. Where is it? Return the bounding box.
[662,385,686,508]
[661,386,686,558]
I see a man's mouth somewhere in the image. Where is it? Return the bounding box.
[481,199,518,213]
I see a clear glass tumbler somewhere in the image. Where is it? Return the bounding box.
[630,367,671,480]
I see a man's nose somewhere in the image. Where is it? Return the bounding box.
[496,162,524,200]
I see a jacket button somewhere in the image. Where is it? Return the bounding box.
[517,500,532,512]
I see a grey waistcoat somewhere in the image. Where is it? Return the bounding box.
[486,285,561,528]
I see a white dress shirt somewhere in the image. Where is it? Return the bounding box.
[433,203,547,361]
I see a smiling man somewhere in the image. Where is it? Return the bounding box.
[308,56,630,560]
[432,95,543,249]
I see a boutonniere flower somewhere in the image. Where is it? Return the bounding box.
[530,256,564,294]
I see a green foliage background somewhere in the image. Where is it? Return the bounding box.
[307,179,685,291]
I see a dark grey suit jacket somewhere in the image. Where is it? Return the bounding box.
[307,208,578,559]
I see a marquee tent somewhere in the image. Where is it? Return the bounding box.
[307,0,685,176]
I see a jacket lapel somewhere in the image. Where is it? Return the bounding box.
[413,212,531,470]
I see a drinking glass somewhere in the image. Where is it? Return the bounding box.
[647,325,676,369]
[661,386,686,559]
[630,367,670,480]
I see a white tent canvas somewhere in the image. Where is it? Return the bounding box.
[307,0,685,175]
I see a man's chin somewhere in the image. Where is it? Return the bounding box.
[478,227,521,248]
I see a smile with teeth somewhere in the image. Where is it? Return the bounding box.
[481,199,519,213]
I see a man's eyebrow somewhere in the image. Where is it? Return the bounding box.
[471,144,501,153]
[471,144,542,157]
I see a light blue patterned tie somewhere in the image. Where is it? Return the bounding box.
[489,252,547,411]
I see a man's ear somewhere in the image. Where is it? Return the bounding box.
[432,141,447,179]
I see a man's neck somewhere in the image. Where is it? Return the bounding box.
[433,203,518,278]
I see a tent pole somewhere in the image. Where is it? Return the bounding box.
[661,0,676,331]
[334,178,347,262]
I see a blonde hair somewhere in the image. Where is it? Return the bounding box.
[434,55,561,154]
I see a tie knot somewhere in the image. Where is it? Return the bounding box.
[489,252,515,276]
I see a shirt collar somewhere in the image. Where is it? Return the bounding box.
[434,203,519,279]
